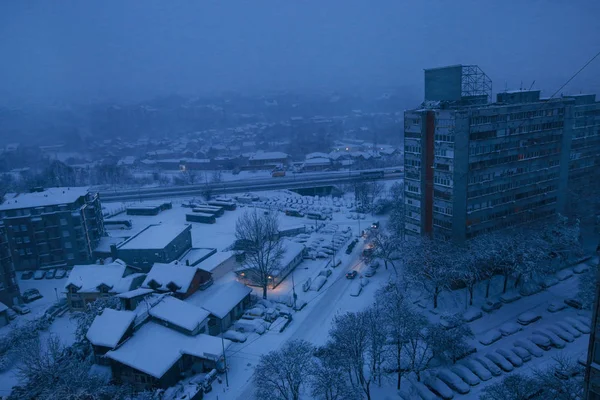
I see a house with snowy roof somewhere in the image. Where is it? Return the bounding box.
[247,151,289,168]
[86,308,136,365]
[141,262,212,299]
[186,280,252,335]
[148,295,210,335]
[64,259,146,311]
[106,321,232,390]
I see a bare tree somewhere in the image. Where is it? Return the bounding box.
[404,237,455,308]
[236,209,285,299]
[365,302,388,387]
[387,182,405,239]
[435,316,474,364]
[371,231,400,274]
[479,373,540,400]
[254,340,316,400]
[531,353,584,400]
[578,265,598,309]
[311,343,361,400]
[402,318,435,382]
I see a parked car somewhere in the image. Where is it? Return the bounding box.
[517,311,541,326]
[346,271,358,279]
[33,270,46,280]
[12,305,31,315]
[350,283,362,297]
[21,271,34,280]
[564,298,583,310]
[529,334,552,351]
[45,269,56,279]
[364,267,376,277]
[22,288,43,303]
[369,260,380,269]
[54,269,67,279]
[547,300,567,313]
[481,300,502,313]
[6,308,17,320]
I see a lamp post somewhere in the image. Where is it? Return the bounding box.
[220,319,229,387]
[291,268,297,311]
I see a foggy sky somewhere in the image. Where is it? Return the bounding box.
[1,0,599,105]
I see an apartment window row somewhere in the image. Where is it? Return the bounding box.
[470,130,497,141]
[435,163,451,171]
[470,154,519,170]
[434,189,452,201]
[434,148,449,157]
[433,205,453,216]
[433,218,452,230]
[406,183,421,194]
[468,172,559,198]
[433,176,452,187]
[434,134,454,142]
[405,159,422,167]
[404,145,422,154]
[508,121,564,135]
[509,108,560,121]
[471,114,508,125]
[519,147,560,160]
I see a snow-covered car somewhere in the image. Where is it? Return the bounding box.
[499,292,521,304]
[514,339,543,357]
[495,349,523,367]
[349,282,362,297]
[556,269,574,281]
[22,288,43,303]
[533,329,566,349]
[529,334,552,351]
[424,375,454,399]
[408,380,439,400]
[556,321,581,338]
[54,269,67,279]
[485,352,513,372]
[437,369,470,394]
[234,319,266,334]
[519,282,543,296]
[473,357,502,376]
[517,311,541,326]
[45,269,56,279]
[575,315,592,327]
[363,267,376,277]
[21,271,33,280]
[479,329,502,346]
[318,269,332,278]
[440,315,461,330]
[547,300,567,313]
[463,360,493,381]
[510,346,532,362]
[547,326,574,343]
[573,264,590,274]
[564,298,583,310]
[33,270,46,280]
[369,260,380,269]
[12,305,31,315]
[463,308,482,322]
[499,322,522,336]
[6,308,17,320]
[451,365,481,385]
[481,300,502,313]
[360,277,370,287]
[310,276,327,291]
[223,330,247,343]
[541,277,559,288]
[578,353,587,366]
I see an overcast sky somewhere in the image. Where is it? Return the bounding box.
[0,0,599,104]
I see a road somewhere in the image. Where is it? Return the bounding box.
[98,169,403,202]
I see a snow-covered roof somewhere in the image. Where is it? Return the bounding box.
[305,152,330,160]
[0,187,91,211]
[188,281,251,319]
[178,248,216,266]
[303,157,331,166]
[65,260,130,293]
[142,263,198,294]
[117,288,154,299]
[94,236,128,254]
[0,302,8,313]
[149,296,209,332]
[118,224,190,250]
[106,322,232,379]
[249,151,288,161]
[280,241,306,268]
[86,309,136,348]
[196,251,235,273]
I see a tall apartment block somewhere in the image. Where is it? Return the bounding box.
[0,187,105,270]
[0,222,20,306]
[403,65,600,241]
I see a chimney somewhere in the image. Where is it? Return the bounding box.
[110,244,118,260]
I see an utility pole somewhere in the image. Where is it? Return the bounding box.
[220,319,229,387]
[291,268,297,310]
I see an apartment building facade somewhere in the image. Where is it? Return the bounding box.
[403,65,598,241]
[0,187,105,270]
[0,222,20,306]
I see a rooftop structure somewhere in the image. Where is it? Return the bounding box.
[86,309,136,349]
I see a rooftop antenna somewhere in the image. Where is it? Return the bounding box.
[504,81,508,92]
[520,81,523,90]
[528,80,536,91]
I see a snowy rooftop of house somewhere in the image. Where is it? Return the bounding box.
[156,158,210,163]
[187,280,251,319]
[178,248,216,266]
[106,322,232,379]
[95,236,128,254]
[303,157,331,165]
[118,223,190,250]
[305,152,330,160]
[249,151,288,161]
[0,187,91,211]
[0,302,7,313]
[65,260,128,293]
[142,263,197,294]
[280,241,306,267]
[196,251,235,273]
[86,309,136,348]
[149,296,210,332]
[116,287,154,300]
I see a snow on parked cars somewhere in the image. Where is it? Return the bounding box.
[510,346,532,362]
[450,365,481,385]
[514,339,544,357]
[547,325,575,343]
[436,369,470,394]
[478,329,502,345]
[517,311,541,326]
[533,329,566,349]
[462,359,493,381]
[499,322,522,336]
[547,300,567,313]
[484,352,514,372]
[424,374,454,399]
[473,356,502,377]
[495,348,523,367]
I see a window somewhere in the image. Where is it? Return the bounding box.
[20,225,27,232]
[18,249,25,256]
[63,231,70,237]
[60,218,67,226]
[23,236,30,243]
[65,242,72,249]
[67,253,75,260]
